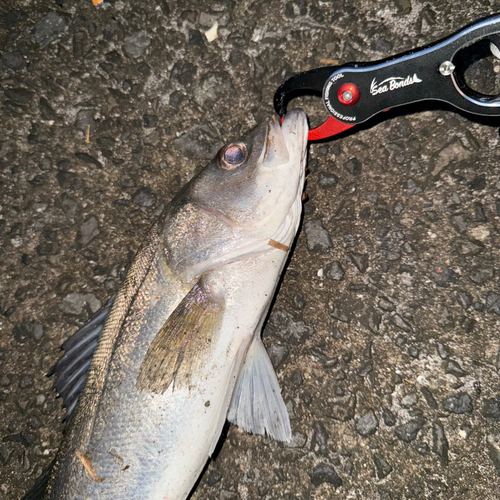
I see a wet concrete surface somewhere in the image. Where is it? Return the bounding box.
[1,0,500,498]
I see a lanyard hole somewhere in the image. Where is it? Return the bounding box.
[453,38,500,100]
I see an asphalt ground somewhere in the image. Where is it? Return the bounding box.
[1,0,500,498]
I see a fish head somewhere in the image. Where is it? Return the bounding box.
[164,109,309,278]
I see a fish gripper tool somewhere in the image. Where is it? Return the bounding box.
[274,14,500,141]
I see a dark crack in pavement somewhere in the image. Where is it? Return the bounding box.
[1,0,500,499]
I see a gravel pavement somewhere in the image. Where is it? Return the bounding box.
[1,0,500,499]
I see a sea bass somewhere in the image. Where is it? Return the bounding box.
[26,109,308,500]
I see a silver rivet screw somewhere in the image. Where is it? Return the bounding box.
[439,61,455,76]
[342,90,353,102]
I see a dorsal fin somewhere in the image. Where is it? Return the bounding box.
[227,337,291,442]
[21,459,54,500]
[49,294,115,419]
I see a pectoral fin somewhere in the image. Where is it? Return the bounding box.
[227,338,291,442]
[136,280,224,393]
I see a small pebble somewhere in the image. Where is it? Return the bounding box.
[59,293,101,316]
[442,393,473,414]
[468,226,490,241]
[485,292,500,315]
[373,454,393,479]
[123,31,151,58]
[309,463,342,488]
[143,114,158,128]
[349,252,368,273]
[394,417,426,443]
[355,410,379,436]
[382,407,396,427]
[432,265,458,287]
[318,172,338,188]
[12,322,43,342]
[33,12,68,49]
[3,51,25,70]
[420,386,438,409]
[311,421,329,455]
[456,290,473,310]
[467,174,486,191]
[401,394,418,408]
[325,261,345,280]
[487,434,500,473]
[75,109,95,133]
[344,157,361,176]
[405,178,422,195]
[19,375,33,389]
[432,421,449,465]
[205,470,222,486]
[304,219,333,252]
[132,187,157,208]
[482,398,500,422]
[75,216,99,248]
[444,359,467,378]
[75,152,102,169]
[266,344,288,369]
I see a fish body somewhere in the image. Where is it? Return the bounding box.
[37,110,308,500]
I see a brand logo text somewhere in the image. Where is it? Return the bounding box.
[370,73,422,96]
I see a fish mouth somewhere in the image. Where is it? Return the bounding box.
[263,109,308,170]
[276,108,309,187]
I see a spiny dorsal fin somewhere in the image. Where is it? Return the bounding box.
[50,295,115,420]
[136,280,224,393]
[227,338,291,442]
[21,459,54,500]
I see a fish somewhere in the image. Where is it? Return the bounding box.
[24,109,309,500]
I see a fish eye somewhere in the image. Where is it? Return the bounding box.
[219,142,248,170]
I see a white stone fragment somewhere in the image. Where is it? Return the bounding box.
[204,22,218,42]
[468,226,490,242]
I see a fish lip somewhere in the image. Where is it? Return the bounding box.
[280,109,308,154]
[279,108,309,190]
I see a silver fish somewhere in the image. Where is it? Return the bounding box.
[29,109,308,500]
